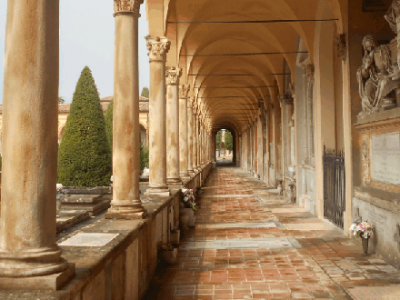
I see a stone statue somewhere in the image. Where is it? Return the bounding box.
[357,35,400,117]
[385,0,400,34]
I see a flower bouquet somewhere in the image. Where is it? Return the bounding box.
[181,188,196,211]
[349,218,373,253]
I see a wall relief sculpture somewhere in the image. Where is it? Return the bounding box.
[357,34,400,117]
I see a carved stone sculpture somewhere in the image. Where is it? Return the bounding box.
[166,67,182,85]
[384,0,400,34]
[357,35,400,117]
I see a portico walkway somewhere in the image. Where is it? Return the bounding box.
[145,167,400,300]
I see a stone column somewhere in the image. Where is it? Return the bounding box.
[179,85,190,179]
[106,0,146,219]
[0,0,73,289]
[166,67,182,184]
[145,36,171,197]
[193,109,199,171]
[187,98,195,175]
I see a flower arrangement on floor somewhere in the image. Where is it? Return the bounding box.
[181,188,196,211]
[349,218,373,254]
[158,242,178,264]
[349,218,373,239]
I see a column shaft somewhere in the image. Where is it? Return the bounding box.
[187,100,195,174]
[166,67,182,184]
[107,6,146,219]
[179,85,190,179]
[193,111,198,171]
[0,0,71,284]
[145,36,171,196]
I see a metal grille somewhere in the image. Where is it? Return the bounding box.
[323,147,345,229]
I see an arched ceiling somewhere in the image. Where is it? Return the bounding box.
[146,0,344,131]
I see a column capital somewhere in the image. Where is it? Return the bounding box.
[166,66,182,85]
[278,93,294,105]
[114,0,143,15]
[146,36,170,62]
[179,84,190,98]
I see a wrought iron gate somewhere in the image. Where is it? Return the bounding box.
[323,147,345,229]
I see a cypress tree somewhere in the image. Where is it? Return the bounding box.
[105,99,113,152]
[57,66,112,187]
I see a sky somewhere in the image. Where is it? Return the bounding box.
[0,0,150,104]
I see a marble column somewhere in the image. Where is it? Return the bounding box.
[0,0,73,289]
[106,0,146,219]
[179,85,190,179]
[193,109,199,171]
[166,67,182,184]
[187,98,195,175]
[145,36,171,197]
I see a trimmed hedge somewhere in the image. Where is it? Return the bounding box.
[57,66,112,187]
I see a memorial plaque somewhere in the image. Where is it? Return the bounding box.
[371,133,400,186]
[59,233,119,247]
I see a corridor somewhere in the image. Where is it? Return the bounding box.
[145,167,400,300]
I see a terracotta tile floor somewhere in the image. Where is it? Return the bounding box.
[144,167,400,300]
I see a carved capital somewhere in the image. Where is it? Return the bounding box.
[179,84,190,98]
[114,0,143,15]
[279,92,294,105]
[303,64,315,84]
[146,36,171,62]
[166,67,182,85]
[336,34,347,61]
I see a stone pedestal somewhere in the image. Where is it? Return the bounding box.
[145,36,171,197]
[0,0,73,289]
[106,0,147,219]
[166,67,182,184]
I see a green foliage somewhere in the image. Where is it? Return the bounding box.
[58,96,65,104]
[216,131,222,150]
[105,100,113,152]
[141,87,149,98]
[225,131,233,151]
[57,66,112,187]
[140,145,149,171]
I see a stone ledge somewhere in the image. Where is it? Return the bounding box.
[355,186,400,214]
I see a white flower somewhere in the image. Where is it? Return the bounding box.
[56,183,63,190]
[110,175,113,182]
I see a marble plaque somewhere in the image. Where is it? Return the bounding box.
[180,238,299,250]
[371,133,400,185]
[349,286,400,300]
[59,233,119,247]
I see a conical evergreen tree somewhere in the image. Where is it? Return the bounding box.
[57,66,112,187]
[105,99,113,152]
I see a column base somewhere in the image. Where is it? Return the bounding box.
[188,170,195,175]
[144,186,171,198]
[0,263,75,291]
[167,177,182,185]
[105,200,147,219]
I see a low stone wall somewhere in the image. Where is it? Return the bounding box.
[0,163,212,300]
[353,187,400,269]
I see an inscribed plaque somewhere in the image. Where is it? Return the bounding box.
[371,133,400,185]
